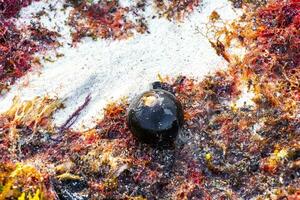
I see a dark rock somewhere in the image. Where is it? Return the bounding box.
[54,178,88,200]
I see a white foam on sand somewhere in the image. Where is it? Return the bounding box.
[0,0,241,130]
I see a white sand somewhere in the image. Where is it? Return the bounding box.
[0,0,241,130]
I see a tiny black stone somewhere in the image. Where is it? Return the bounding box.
[127,89,184,147]
[152,81,163,90]
[151,81,175,94]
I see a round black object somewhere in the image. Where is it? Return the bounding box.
[127,89,184,146]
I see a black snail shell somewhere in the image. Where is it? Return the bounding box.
[127,89,184,146]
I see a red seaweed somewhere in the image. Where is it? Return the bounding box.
[0,0,60,94]
[67,0,202,43]
[0,0,39,18]
[68,0,148,43]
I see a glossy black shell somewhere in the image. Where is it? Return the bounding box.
[127,89,184,146]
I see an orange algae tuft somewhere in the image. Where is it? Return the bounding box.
[154,0,202,21]
[0,162,54,200]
